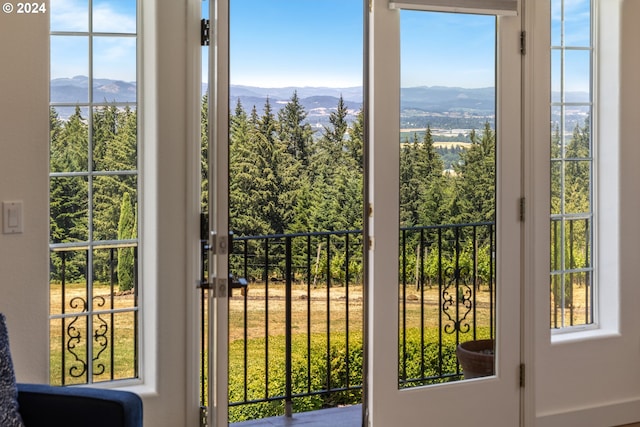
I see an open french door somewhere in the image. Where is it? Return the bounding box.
[206,0,366,425]
[207,0,230,425]
[366,0,522,425]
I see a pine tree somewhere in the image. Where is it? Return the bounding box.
[117,192,136,292]
[417,126,446,226]
[49,106,89,282]
[49,106,89,243]
[346,108,364,173]
[92,106,137,242]
[278,91,314,167]
[451,122,496,224]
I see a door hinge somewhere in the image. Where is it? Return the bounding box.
[369,0,373,12]
[520,31,526,55]
[519,197,525,222]
[519,363,526,388]
[209,233,228,255]
[201,19,211,46]
[212,278,227,298]
[199,406,208,427]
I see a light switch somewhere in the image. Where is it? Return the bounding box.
[3,201,23,234]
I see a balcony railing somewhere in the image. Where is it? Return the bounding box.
[225,222,495,421]
[47,223,496,420]
[49,243,139,386]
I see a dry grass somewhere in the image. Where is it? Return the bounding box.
[228,281,497,344]
[49,282,138,385]
[51,280,591,386]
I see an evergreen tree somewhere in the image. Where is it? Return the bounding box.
[49,106,89,282]
[451,122,496,224]
[229,99,296,236]
[417,126,446,226]
[346,108,364,173]
[399,133,421,227]
[278,91,314,167]
[92,105,137,242]
[117,192,136,291]
[309,96,352,231]
[50,106,89,243]
[564,118,591,215]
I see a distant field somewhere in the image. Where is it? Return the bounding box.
[400,128,471,147]
[433,141,470,149]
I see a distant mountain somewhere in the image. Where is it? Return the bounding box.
[50,77,589,130]
[401,86,494,114]
[51,76,137,104]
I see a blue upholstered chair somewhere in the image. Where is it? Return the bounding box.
[1,313,142,427]
[17,383,143,427]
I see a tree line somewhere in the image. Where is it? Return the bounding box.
[49,92,591,291]
[49,105,137,290]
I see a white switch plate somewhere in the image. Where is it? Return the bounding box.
[3,201,23,234]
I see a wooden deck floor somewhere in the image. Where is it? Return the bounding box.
[231,405,362,427]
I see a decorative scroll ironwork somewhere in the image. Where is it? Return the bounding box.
[66,297,87,379]
[442,265,473,335]
[92,297,108,376]
[64,296,110,380]
[51,244,138,386]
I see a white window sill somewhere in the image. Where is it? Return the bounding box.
[551,327,620,345]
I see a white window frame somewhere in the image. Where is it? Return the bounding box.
[549,0,598,334]
[48,0,143,386]
[526,0,623,343]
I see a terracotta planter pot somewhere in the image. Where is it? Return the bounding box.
[456,339,495,379]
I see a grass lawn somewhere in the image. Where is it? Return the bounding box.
[49,279,591,418]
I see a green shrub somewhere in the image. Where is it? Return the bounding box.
[228,328,492,422]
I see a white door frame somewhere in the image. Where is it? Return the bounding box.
[208,0,231,425]
[366,0,524,425]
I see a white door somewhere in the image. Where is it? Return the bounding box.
[208,1,231,426]
[366,0,522,425]
[207,1,366,425]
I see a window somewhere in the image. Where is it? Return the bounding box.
[49,0,139,385]
[550,0,594,329]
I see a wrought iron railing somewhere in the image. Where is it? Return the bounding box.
[550,217,593,328]
[228,230,364,418]
[398,222,495,387]
[49,243,139,386]
[225,222,496,420]
[47,222,496,412]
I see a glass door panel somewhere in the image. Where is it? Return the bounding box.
[367,1,521,424]
[398,10,498,389]
[210,0,364,425]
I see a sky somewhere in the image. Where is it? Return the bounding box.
[220,0,495,88]
[49,0,591,92]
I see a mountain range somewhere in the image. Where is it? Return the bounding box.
[50,76,589,129]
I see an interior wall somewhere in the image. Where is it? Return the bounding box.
[532,1,640,426]
[0,1,200,425]
[0,3,50,382]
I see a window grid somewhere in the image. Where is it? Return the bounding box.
[49,0,139,385]
[550,0,595,330]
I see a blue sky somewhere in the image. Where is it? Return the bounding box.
[50,0,137,82]
[50,0,591,92]
[221,0,495,88]
[227,0,363,88]
[400,11,495,88]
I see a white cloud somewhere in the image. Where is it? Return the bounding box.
[50,0,137,81]
[50,0,136,33]
[93,2,136,33]
[50,0,89,32]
